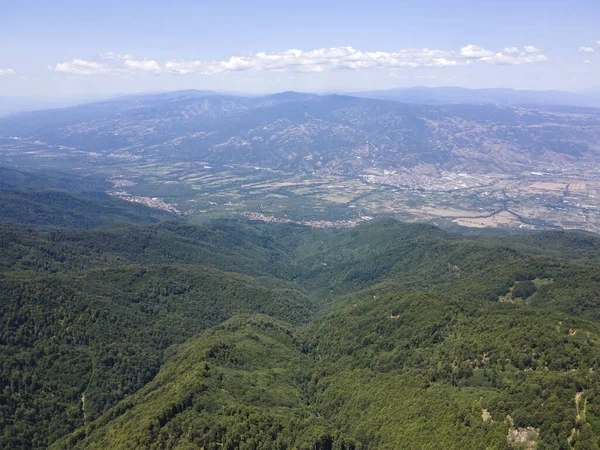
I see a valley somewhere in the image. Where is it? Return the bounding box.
[2,91,600,232]
[3,135,600,231]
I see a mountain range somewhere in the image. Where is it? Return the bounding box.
[1,89,600,176]
[349,86,600,108]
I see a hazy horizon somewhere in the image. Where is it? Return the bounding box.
[2,84,600,103]
[2,0,600,97]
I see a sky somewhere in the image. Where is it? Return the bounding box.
[1,0,599,98]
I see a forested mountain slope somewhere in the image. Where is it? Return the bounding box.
[0,168,173,229]
[2,213,600,449]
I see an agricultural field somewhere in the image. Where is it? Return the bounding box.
[3,136,600,232]
[2,91,600,232]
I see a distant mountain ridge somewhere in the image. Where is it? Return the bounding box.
[347,86,600,108]
[1,89,599,176]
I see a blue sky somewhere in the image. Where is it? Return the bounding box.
[1,0,599,97]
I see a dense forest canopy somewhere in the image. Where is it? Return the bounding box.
[1,182,600,449]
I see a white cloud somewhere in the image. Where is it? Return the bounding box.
[166,45,546,74]
[0,68,16,75]
[221,56,256,72]
[51,55,160,75]
[523,46,541,54]
[50,59,110,75]
[583,60,592,64]
[164,60,214,75]
[579,47,595,53]
[100,52,133,60]
[124,59,161,73]
[460,45,494,58]
[51,44,549,77]
[503,47,520,55]
[463,45,546,65]
[478,51,548,65]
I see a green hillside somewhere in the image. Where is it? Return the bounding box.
[304,286,600,449]
[2,212,600,449]
[0,265,313,449]
[50,315,356,450]
[0,167,173,229]
[0,189,175,229]
[0,167,110,192]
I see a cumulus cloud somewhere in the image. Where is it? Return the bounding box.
[478,46,548,65]
[50,59,110,75]
[460,45,494,58]
[164,60,211,75]
[100,52,133,60]
[124,59,161,73]
[456,45,546,66]
[164,45,544,75]
[579,47,595,53]
[242,46,460,72]
[50,56,161,75]
[503,47,520,55]
[523,46,541,53]
[51,44,549,77]
[0,68,16,75]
